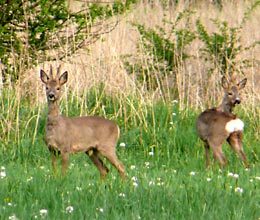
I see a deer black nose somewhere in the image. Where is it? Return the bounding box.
[235,99,241,104]
[48,94,55,99]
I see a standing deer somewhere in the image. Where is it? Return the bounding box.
[196,76,249,168]
[40,65,125,179]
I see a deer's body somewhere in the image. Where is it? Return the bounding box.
[196,77,248,168]
[46,114,119,154]
[41,66,125,179]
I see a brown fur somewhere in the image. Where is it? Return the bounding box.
[40,66,125,179]
[196,76,248,168]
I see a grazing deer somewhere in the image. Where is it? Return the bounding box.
[40,65,125,179]
[196,76,249,168]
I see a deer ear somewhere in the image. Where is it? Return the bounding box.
[40,69,49,84]
[221,76,229,90]
[59,71,68,86]
[237,78,247,90]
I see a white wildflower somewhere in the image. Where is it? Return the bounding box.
[130,165,136,170]
[233,174,239,179]
[149,181,155,186]
[190,171,196,176]
[157,181,164,186]
[27,177,33,182]
[76,186,82,191]
[172,113,176,116]
[8,215,18,220]
[172,100,178,104]
[1,166,5,170]
[65,206,74,214]
[133,181,138,187]
[131,176,138,182]
[234,187,243,194]
[145,162,150,168]
[119,143,126,147]
[39,209,48,217]
[97,208,104,213]
[206,178,212,182]
[69,163,75,169]
[170,121,174,125]
[255,176,260,181]
[148,151,154,156]
[0,170,6,179]
[228,172,239,179]
[119,193,126,198]
[228,172,234,177]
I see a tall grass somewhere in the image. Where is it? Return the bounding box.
[0,85,259,219]
[0,1,259,219]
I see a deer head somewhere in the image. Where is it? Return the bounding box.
[220,76,247,113]
[40,65,68,103]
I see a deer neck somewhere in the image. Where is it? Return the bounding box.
[47,101,60,120]
[218,97,233,114]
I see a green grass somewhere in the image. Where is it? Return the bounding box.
[0,90,259,220]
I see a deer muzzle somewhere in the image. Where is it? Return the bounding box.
[234,98,241,104]
[48,93,55,101]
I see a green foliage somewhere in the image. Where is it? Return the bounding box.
[196,1,260,77]
[125,10,195,98]
[0,0,137,81]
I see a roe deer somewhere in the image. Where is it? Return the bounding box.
[40,65,125,179]
[196,76,249,168]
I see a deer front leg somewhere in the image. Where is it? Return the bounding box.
[61,152,69,176]
[48,146,59,174]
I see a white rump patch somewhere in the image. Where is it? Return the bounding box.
[225,119,244,133]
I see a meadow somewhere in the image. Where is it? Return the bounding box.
[0,88,259,220]
[0,0,260,219]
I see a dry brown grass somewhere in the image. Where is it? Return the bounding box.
[20,0,260,110]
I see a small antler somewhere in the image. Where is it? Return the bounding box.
[49,65,54,79]
[230,74,237,84]
[57,64,62,78]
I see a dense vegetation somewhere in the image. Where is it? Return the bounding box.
[0,88,259,219]
[0,1,259,219]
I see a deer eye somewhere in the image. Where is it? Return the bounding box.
[57,87,60,91]
[46,87,49,90]
[228,92,233,96]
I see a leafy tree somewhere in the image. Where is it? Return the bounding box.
[0,0,137,81]
[196,0,260,78]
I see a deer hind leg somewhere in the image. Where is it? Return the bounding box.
[98,146,126,179]
[227,131,249,167]
[204,142,210,168]
[51,154,57,174]
[86,149,109,179]
[208,140,227,168]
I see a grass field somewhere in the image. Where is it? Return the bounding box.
[0,89,259,220]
